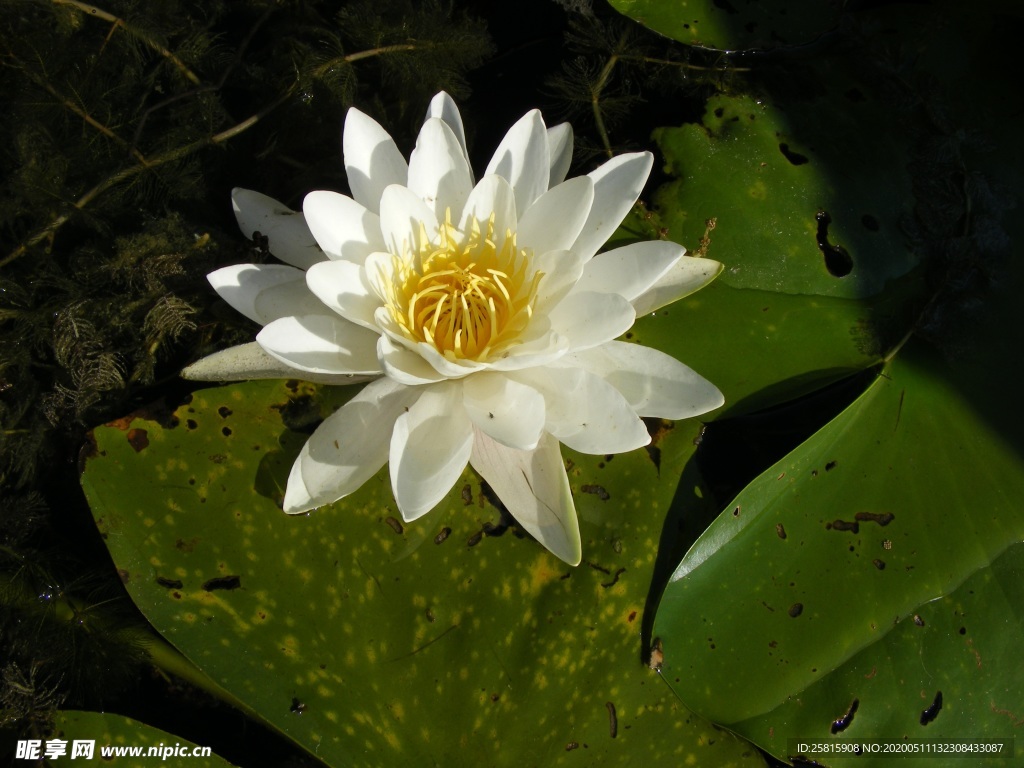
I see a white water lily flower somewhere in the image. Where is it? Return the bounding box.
[184,92,724,565]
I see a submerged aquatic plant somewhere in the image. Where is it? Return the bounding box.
[185,92,723,564]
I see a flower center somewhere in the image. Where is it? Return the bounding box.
[385,211,540,361]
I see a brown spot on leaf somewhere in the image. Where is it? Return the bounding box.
[384,516,404,535]
[434,527,451,545]
[202,575,241,591]
[126,428,149,452]
[788,603,804,618]
[605,701,618,738]
[601,568,625,588]
[776,523,787,539]
[581,484,610,501]
[175,537,200,553]
[855,511,895,526]
[827,519,859,534]
[156,576,183,589]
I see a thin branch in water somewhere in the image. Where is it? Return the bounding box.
[588,31,630,159]
[18,64,150,166]
[128,5,277,155]
[51,0,203,85]
[1,38,429,268]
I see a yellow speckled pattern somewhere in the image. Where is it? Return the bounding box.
[82,379,764,768]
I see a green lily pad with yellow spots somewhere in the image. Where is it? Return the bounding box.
[81,376,764,768]
[49,711,235,766]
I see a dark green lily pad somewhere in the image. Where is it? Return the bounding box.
[654,334,1024,765]
[651,89,918,300]
[608,0,840,52]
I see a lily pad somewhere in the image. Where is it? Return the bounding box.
[654,334,1024,765]
[631,281,881,417]
[651,89,918,300]
[81,379,764,768]
[608,0,840,52]
[49,710,234,766]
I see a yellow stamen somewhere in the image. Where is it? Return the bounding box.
[381,208,541,361]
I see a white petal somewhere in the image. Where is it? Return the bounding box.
[463,372,545,450]
[378,335,446,385]
[568,341,724,419]
[254,279,331,326]
[546,291,635,351]
[257,315,382,375]
[302,191,385,262]
[547,123,574,187]
[470,430,580,566]
[378,184,438,255]
[516,176,594,256]
[286,378,419,513]
[374,309,487,379]
[343,108,409,214]
[574,240,685,304]
[408,118,473,223]
[208,264,308,326]
[484,109,550,217]
[459,174,517,239]
[411,341,487,378]
[231,188,325,270]
[426,92,471,177]
[531,249,587,315]
[515,366,649,455]
[306,260,381,330]
[631,257,724,315]
[363,251,400,304]
[572,152,653,261]
[484,320,570,372]
[390,382,474,521]
[283,455,313,512]
[181,342,378,385]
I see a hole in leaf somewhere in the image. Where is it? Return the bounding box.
[815,210,853,277]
